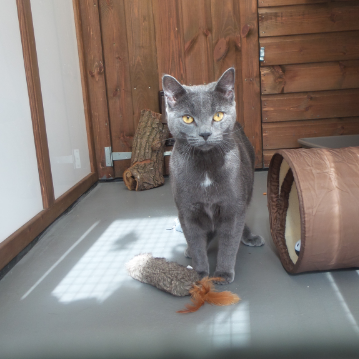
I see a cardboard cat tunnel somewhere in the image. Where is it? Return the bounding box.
[267,147,359,274]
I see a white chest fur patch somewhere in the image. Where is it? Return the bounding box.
[201,173,212,187]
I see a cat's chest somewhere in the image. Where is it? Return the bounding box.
[200,172,213,188]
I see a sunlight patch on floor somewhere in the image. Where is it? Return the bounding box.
[196,301,250,348]
[326,272,359,336]
[22,222,99,300]
[52,217,183,303]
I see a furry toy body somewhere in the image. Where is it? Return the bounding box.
[127,254,240,313]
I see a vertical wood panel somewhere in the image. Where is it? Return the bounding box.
[240,0,263,167]
[211,0,243,127]
[124,0,160,125]
[152,0,186,84]
[72,0,97,175]
[98,0,134,178]
[93,0,263,174]
[16,0,55,209]
[181,0,214,85]
[78,0,114,179]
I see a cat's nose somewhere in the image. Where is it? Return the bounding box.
[199,132,212,141]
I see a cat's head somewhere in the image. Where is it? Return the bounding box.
[162,68,236,151]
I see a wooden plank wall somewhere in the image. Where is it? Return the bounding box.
[258,0,359,167]
[97,0,262,176]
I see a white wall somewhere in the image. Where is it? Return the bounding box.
[0,0,92,243]
[0,1,44,243]
[31,0,91,199]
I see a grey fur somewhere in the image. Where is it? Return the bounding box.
[162,68,264,284]
[126,253,200,296]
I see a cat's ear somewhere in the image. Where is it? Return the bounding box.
[162,75,186,108]
[215,67,235,100]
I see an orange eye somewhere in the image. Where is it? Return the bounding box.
[182,115,194,124]
[213,112,224,122]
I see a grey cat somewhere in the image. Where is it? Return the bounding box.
[162,68,264,284]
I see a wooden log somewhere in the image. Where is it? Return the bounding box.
[123,110,169,191]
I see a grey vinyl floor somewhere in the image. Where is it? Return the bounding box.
[1,172,359,359]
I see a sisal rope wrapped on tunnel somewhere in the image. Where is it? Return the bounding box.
[267,147,359,274]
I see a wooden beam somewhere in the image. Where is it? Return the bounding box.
[261,61,359,94]
[98,0,135,178]
[239,0,263,168]
[260,31,359,66]
[259,2,359,37]
[78,0,114,179]
[262,117,359,150]
[0,173,97,271]
[16,0,55,209]
[262,89,359,123]
[72,0,98,176]
[258,0,350,7]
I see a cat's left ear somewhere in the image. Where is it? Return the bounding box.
[215,67,235,100]
[162,75,187,108]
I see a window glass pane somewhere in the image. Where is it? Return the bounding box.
[31,0,91,199]
[0,0,43,242]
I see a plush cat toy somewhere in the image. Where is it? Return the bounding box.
[126,253,240,313]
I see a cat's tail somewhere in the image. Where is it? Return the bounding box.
[177,277,240,314]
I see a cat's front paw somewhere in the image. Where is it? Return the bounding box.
[213,271,234,284]
[241,234,265,247]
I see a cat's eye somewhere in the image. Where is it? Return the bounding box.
[182,115,194,124]
[213,112,224,122]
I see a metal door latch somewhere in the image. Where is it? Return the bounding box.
[260,47,265,62]
[104,147,172,167]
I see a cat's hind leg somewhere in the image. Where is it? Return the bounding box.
[241,224,265,247]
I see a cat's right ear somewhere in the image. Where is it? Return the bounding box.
[162,75,186,108]
[215,67,235,101]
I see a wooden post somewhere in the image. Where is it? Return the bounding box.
[78,0,114,179]
[123,110,169,191]
[239,0,263,168]
[17,0,55,209]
